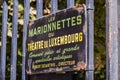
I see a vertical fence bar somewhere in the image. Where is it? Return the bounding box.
[51,0,58,13]
[36,0,43,18]
[118,0,120,80]
[67,0,74,8]
[85,0,94,80]
[10,0,18,80]
[106,0,109,80]
[22,0,30,80]
[106,0,118,80]
[0,1,8,80]
[66,0,75,78]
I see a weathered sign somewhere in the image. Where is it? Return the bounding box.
[26,6,87,74]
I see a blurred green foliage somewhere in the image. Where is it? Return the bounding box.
[0,0,106,80]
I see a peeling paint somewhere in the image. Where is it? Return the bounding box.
[74,61,86,71]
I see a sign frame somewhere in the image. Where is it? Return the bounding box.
[26,5,87,75]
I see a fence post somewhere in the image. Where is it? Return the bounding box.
[67,0,74,8]
[106,0,118,80]
[0,1,8,80]
[51,0,58,13]
[36,0,43,18]
[85,0,94,80]
[22,0,30,80]
[10,0,18,80]
[118,1,120,80]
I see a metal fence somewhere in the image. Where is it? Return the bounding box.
[0,0,94,80]
[106,0,120,80]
